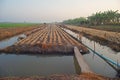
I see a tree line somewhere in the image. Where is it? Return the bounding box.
[63,10,120,26]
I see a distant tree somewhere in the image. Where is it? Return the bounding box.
[88,10,120,25]
[63,10,120,26]
[63,17,88,26]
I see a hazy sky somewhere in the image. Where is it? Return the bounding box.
[0,0,120,23]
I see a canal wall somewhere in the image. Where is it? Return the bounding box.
[74,46,92,73]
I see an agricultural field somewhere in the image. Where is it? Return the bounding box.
[0,23,37,28]
[0,24,88,54]
[0,24,119,79]
[0,23,39,41]
[0,0,120,79]
[64,25,120,51]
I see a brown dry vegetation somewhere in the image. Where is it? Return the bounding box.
[0,73,118,80]
[0,24,88,54]
[64,25,120,52]
[0,26,38,41]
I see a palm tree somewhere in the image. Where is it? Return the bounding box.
[63,10,120,26]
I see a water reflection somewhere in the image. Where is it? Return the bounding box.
[0,34,26,49]
[83,51,117,78]
[63,28,120,78]
[0,53,76,77]
[81,37,120,63]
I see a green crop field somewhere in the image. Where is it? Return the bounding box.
[0,23,37,28]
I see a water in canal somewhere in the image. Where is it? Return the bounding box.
[0,34,26,49]
[63,28,120,78]
[0,35,76,77]
[82,37,120,78]
[0,54,76,77]
[0,31,120,78]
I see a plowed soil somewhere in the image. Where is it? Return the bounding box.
[0,24,88,54]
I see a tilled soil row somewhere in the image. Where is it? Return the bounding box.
[0,24,88,54]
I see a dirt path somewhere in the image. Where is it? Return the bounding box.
[63,25,120,52]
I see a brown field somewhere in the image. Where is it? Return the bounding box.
[63,25,120,51]
[0,24,88,54]
[0,26,38,41]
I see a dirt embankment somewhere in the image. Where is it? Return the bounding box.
[0,26,37,41]
[64,25,120,52]
[0,73,118,80]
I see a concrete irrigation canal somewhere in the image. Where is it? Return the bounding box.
[0,24,120,80]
